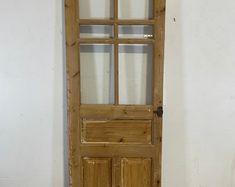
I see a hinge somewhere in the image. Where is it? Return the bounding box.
[153,106,163,118]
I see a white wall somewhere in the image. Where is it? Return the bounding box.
[163,0,235,186]
[0,0,66,187]
[1,0,235,187]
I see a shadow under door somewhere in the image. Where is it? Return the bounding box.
[65,0,166,186]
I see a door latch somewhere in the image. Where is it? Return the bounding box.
[154,106,163,118]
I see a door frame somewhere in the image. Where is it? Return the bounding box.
[65,0,166,186]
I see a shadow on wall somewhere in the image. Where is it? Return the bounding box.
[162,0,187,186]
[52,0,69,186]
[62,0,69,185]
[231,157,235,187]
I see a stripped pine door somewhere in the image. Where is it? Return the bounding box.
[65,0,166,186]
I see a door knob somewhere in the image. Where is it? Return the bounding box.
[154,106,163,118]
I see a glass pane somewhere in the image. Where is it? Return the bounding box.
[118,0,153,19]
[119,25,153,39]
[119,44,153,105]
[80,25,113,38]
[80,44,114,104]
[79,0,114,19]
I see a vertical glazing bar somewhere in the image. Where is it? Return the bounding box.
[152,0,157,108]
[114,0,119,105]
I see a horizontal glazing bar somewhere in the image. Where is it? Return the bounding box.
[79,19,115,25]
[119,39,154,44]
[79,38,155,44]
[79,38,115,44]
[79,19,155,25]
[118,19,155,25]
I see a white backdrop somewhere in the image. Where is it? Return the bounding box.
[163,0,235,186]
[1,0,235,187]
[0,0,65,186]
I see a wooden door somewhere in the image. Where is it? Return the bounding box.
[65,0,165,186]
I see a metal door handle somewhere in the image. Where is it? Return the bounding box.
[153,106,163,117]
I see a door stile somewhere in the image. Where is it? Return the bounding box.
[153,0,166,186]
[65,0,81,186]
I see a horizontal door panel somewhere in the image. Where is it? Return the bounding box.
[82,120,152,144]
[80,105,153,120]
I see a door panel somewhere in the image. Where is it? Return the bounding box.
[65,0,166,186]
[82,120,152,144]
[83,158,112,187]
[121,158,152,187]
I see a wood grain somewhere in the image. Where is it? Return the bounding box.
[78,38,155,44]
[121,158,152,187]
[82,120,152,144]
[114,0,119,105]
[118,19,155,25]
[153,0,166,186]
[79,19,155,25]
[79,19,114,25]
[80,105,153,120]
[80,145,155,157]
[83,158,112,187]
[65,0,80,186]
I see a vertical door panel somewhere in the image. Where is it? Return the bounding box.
[83,158,112,187]
[121,158,152,187]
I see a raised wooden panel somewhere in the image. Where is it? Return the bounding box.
[83,158,112,187]
[121,158,151,187]
[82,120,151,144]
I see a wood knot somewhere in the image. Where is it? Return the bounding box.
[123,110,128,114]
[66,41,77,47]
